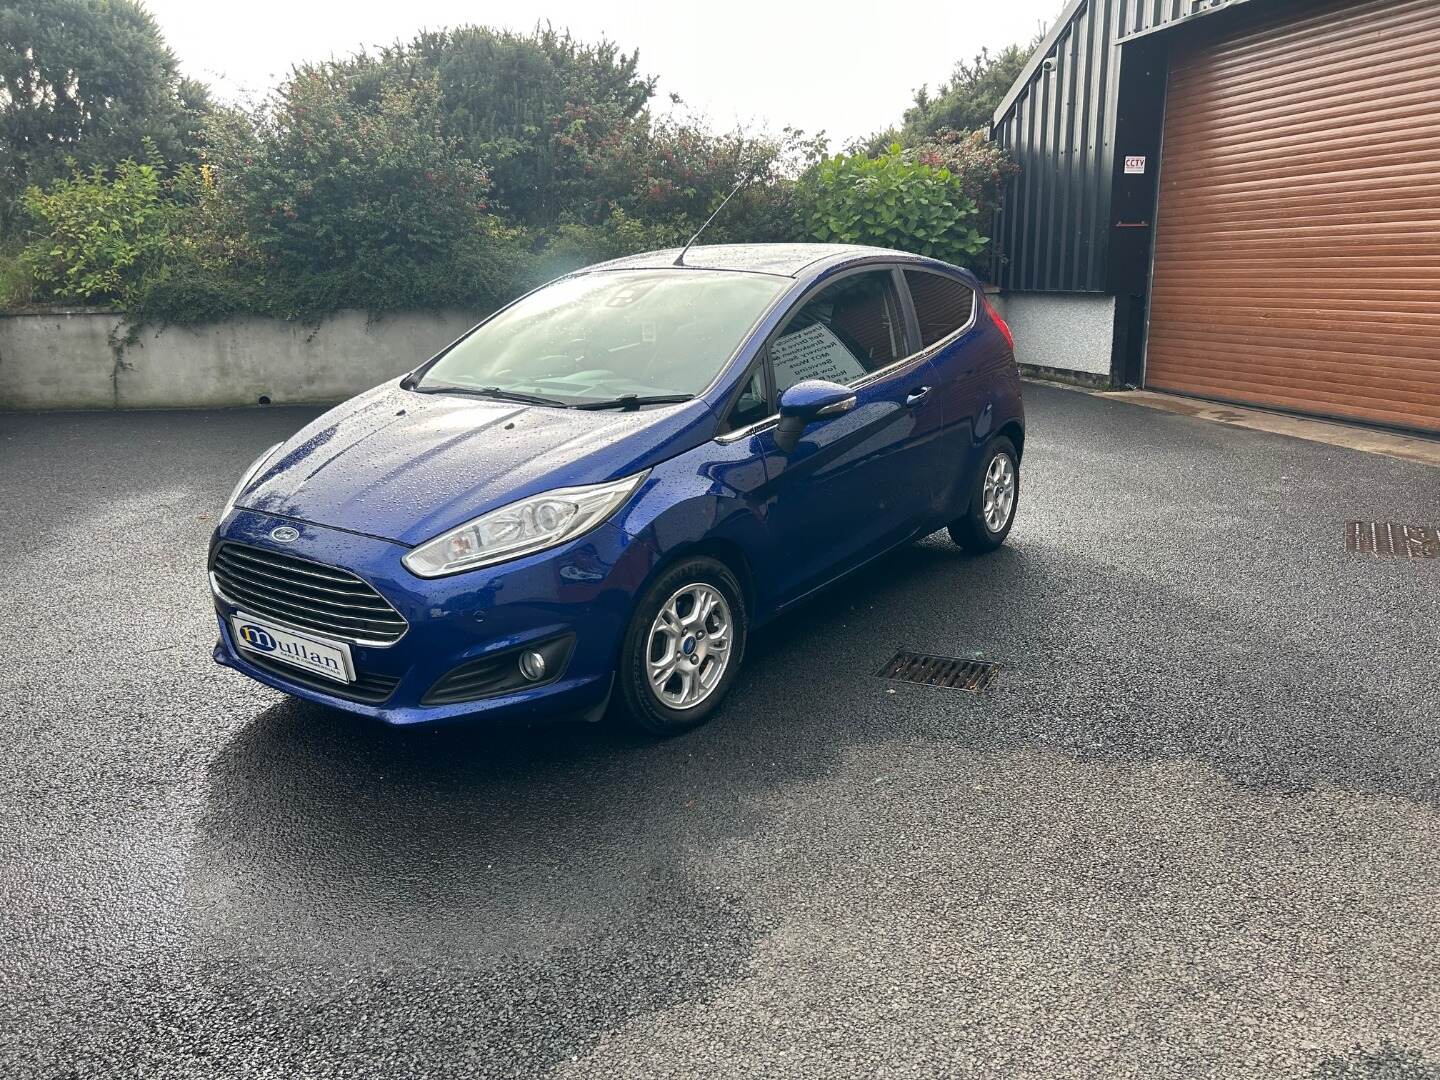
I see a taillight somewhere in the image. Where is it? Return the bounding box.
[982,294,1015,353]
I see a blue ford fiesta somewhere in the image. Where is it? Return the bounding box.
[210,243,1024,734]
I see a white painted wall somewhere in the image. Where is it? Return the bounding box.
[991,293,1116,380]
[0,308,481,410]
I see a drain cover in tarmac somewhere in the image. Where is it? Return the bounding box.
[1346,521,1439,558]
[877,650,999,691]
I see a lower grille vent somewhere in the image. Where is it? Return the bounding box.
[423,636,574,706]
[244,651,400,705]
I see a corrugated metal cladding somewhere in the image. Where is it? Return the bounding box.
[991,1,1119,292]
[1146,0,1440,434]
[990,0,1258,293]
[1115,0,1254,41]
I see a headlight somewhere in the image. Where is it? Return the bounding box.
[402,471,650,578]
[222,442,281,518]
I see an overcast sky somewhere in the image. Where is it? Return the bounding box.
[143,0,1064,146]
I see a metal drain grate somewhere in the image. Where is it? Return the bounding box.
[877,650,999,691]
[1346,522,1439,558]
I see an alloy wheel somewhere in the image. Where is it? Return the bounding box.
[645,583,734,710]
[982,452,1016,534]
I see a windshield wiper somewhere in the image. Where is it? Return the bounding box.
[572,394,694,412]
[413,383,568,407]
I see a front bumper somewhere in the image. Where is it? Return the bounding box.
[210,509,657,725]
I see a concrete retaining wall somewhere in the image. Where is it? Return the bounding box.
[992,292,1116,382]
[0,308,480,410]
[2,293,1120,410]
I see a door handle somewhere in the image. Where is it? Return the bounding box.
[906,386,933,406]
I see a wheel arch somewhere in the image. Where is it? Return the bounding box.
[645,537,759,623]
[998,420,1025,462]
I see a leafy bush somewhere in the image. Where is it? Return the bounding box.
[0,248,34,308]
[223,74,490,290]
[529,118,818,283]
[148,71,537,324]
[539,207,684,277]
[799,145,989,269]
[908,128,1020,227]
[610,117,820,246]
[18,154,179,304]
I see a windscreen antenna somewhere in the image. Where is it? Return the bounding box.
[674,173,751,266]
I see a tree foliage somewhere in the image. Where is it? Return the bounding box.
[311,26,655,230]
[901,44,1035,141]
[3,14,1029,321]
[0,0,208,226]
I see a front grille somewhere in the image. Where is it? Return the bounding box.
[243,650,400,705]
[212,542,408,644]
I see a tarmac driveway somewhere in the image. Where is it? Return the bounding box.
[1,383,1437,1079]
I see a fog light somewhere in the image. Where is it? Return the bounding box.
[518,650,547,681]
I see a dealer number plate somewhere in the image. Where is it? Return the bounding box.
[230,614,355,684]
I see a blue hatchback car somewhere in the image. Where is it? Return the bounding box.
[210,244,1024,734]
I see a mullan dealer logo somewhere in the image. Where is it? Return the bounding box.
[236,621,345,676]
[237,624,277,651]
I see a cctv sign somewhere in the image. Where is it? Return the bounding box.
[1124,155,1147,175]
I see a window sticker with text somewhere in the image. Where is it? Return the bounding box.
[771,322,866,388]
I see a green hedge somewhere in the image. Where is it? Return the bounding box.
[2,24,1016,327]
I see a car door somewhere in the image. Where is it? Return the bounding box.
[900,269,990,520]
[723,265,948,609]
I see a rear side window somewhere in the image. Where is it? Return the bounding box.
[904,270,976,348]
[769,270,908,396]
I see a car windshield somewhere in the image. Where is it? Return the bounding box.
[416,269,789,405]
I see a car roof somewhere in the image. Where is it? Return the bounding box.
[580,243,929,278]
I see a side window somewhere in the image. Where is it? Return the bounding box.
[904,270,976,348]
[770,270,907,397]
[724,364,770,432]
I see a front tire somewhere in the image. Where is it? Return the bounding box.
[948,435,1019,552]
[617,556,748,736]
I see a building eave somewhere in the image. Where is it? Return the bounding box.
[1113,0,1263,44]
[992,0,1276,130]
[991,0,1089,129]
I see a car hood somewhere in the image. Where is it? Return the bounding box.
[237,381,716,545]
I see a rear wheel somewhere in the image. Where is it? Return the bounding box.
[948,436,1019,552]
[617,557,747,736]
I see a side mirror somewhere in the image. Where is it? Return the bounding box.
[774,380,857,452]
